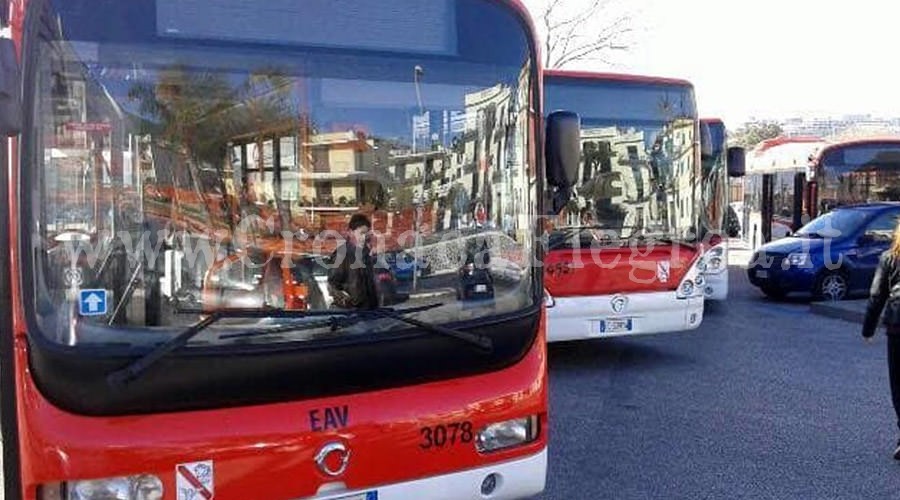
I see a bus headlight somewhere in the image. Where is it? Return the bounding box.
[39,474,163,500]
[702,246,726,274]
[476,416,540,453]
[544,288,555,308]
[677,279,695,298]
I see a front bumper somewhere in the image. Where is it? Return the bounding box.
[547,291,704,342]
[746,264,817,293]
[308,448,547,500]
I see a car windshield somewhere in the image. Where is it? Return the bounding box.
[544,75,698,242]
[25,0,537,348]
[795,209,870,238]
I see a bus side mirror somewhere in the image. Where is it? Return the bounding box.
[545,110,581,214]
[0,38,21,136]
[727,146,746,178]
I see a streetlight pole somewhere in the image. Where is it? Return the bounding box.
[412,65,425,294]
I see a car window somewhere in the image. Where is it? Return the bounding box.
[864,210,900,242]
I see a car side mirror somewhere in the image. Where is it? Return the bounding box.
[545,110,581,214]
[0,37,22,136]
[727,146,746,178]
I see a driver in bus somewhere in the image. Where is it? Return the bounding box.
[327,213,379,310]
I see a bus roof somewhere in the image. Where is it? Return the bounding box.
[543,69,693,88]
[700,117,724,125]
[747,136,829,174]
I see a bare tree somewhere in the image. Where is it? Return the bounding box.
[540,0,633,69]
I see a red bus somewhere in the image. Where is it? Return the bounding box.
[745,137,900,247]
[810,138,900,216]
[697,118,745,300]
[742,136,828,245]
[541,70,713,340]
[0,1,581,498]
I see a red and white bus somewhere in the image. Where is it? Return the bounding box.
[747,136,900,245]
[541,70,715,340]
[0,1,582,498]
[743,136,829,245]
[697,118,746,300]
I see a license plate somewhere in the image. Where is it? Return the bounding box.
[475,284,487,292]
[599,318,632,334]
[755,269,769,279]
[333,492,377,500]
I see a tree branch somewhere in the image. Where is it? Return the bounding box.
[541,0,634,69]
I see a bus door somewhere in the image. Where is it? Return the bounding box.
[761,173,773,243]
[792,171,805,230]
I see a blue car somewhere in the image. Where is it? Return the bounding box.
[747,203,900,300]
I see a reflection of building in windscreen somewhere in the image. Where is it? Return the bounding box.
[575,126,652,235]
[386,67,530,243]
[573,118,695,238]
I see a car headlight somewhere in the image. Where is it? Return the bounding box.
[783,253,810,267]
[476,416,540,453]
[707,256,724,272]
[39,475,163,500]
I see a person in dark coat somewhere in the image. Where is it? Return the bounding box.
[862,220,900,459]
[327,213,378,310]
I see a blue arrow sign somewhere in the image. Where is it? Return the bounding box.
[79,289,108,316]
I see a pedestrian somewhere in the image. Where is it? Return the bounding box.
[862,219,900,459]
[327,213,378,310]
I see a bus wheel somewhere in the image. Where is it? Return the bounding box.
[815,271,849,302]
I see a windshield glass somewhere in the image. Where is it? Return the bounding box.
[544,75,698,244]
[818,142,900,211]
[25,0,537,347]
[699,120,726,238]
[795,209,870,238]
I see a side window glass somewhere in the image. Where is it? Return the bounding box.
[865,211,899,243]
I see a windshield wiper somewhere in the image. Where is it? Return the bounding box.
[628,234,696,247]
[107,303,491,387]
[221,303,493,353]
[106,307,314,388]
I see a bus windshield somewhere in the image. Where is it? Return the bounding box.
[25,0,537,349]
[700,119,726,238]
[544,74,698,242]
[818,142,900,208]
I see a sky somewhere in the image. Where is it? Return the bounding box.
[521,0,900,127]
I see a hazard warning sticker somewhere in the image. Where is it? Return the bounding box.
[176,460,214,500]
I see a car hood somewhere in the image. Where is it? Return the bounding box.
[755,236,831,255]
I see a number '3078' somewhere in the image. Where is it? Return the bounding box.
[419,421,474,449]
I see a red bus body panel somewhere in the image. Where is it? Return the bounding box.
[545,245,698,297]
[16,314,547,498]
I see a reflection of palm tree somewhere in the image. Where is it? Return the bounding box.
[128,65,298,166]
[129,65,300,232]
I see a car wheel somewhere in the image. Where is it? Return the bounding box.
[815,271,849,301]
[761,286,786,300]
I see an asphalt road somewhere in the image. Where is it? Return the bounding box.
[539,261,900,499]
